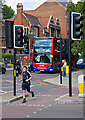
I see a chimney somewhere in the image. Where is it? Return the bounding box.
[17,3,23,14]
[17,3,23,25]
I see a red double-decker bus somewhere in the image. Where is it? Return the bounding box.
[32,37,77,72]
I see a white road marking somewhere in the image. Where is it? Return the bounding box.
[26,115,30,118]
[54,94,69,101]
[33,112,37,114]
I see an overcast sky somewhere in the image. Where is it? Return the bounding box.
[5,0,81,13]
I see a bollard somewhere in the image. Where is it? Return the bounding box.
[78,74,85,97]
[66,66,69,74]
[61,67,63,72]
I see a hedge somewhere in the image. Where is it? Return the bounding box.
[0,53,17,64]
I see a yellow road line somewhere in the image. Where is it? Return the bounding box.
[0,84,42,95]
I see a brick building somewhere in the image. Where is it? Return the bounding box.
[2,0,69,54]
[23,1,67,38]
[13,2,61,39]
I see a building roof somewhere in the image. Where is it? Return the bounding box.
[58,2,67,7]
[23,13,41,27]
[38,17,49,28]
[3,19,13,22]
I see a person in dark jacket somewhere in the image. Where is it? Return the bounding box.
[4,57,7,69]
[19,66,34,103]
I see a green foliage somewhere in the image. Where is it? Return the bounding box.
[0,53,15,64]
[2,4,15,19]
[67,3,76,12]
[68,2,85,61]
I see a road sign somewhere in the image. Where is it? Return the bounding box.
[18,55,30,60]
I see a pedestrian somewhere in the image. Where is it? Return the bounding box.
[28,63,31,72]
[19,66,34,103]
[4,57,7,69]
[16,60,21,74]
[62,59,67,77]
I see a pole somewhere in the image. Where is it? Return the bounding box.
[29,38,30,60]
[60,37,62,84]
[13,48,16,96]
[69,11,72,97]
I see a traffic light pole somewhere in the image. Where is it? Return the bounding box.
[60,37,62,84]
[13,48,16,96]
[69,11,72,97]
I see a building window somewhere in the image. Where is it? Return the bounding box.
[56,30,57,37]
[57,30,60,37]
[51,28,55,37]
[34,27,37,37]
[24,27,29,35]
[27,28,29,35]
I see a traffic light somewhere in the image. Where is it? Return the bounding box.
[14,25,24,48]
[62,39,69,53]
[5,21,14,49]
[24,35,29,54]
[57,39,66,52]
[72,12,83,40]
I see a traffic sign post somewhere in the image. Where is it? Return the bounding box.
[13,48,16,96]
[69,11,72,97]
[60,37,62,84]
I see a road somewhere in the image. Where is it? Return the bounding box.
[1,70,58,95]
[1,70,84,119]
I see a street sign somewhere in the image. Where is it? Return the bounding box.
[18,55,30,60]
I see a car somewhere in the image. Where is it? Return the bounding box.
[0,65,6,74]
[76,58,85,69]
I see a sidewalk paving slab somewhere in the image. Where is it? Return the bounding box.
[55,94,84,104]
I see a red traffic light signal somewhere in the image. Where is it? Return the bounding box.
[72,12,83,40]
[14,25,24,48]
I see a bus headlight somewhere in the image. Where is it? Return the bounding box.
[33,65,37,68]
[47,65,51,69]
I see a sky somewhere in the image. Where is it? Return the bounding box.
[4,0,81,13]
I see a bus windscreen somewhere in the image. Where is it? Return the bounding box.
[33,38,52,64]
[33,53,51,64]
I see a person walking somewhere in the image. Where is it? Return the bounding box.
[19,66,34,103]
[16,60,21,74]
[4,57,7,69]
[62,59,67,77]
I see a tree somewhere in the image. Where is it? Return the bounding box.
[68,2,85,61]
[2,4,15,19]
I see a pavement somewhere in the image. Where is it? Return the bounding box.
[1,69,85,104]
[43,69,85,104]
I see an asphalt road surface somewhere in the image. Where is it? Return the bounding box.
[1,70,84,119]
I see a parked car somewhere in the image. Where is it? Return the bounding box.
[0,65,6,74]
[76,58,85,68]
